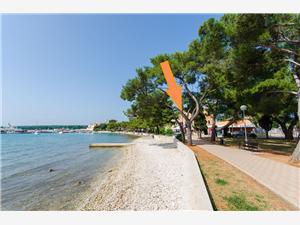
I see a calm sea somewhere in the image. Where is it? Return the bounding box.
[1,133,135,210]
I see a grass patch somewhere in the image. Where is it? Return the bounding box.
[224,194,258,211]
[189,145,296,211]
[255,194,264,199]
[215,178,228,186]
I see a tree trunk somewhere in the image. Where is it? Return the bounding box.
[285,130,294,140]
[282,126,294,140]
[265,130,269,139]
[176,120,186,143]
[291,91,300,162]
[223,127,229,137]
[183,83,200,146]
[273,117,294,140]
[285,116,297,140]
[186,121,193,146]
[291,140,300,162]
[156,126,160,134]
[210,114,216,142]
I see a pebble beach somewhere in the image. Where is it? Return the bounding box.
[80,135,212,210]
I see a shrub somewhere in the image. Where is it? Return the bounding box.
[175,133,183,142]
[162,128,174,136]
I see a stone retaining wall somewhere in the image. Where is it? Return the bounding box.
[175,139,213,210]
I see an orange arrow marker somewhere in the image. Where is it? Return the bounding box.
[160,61,182,111]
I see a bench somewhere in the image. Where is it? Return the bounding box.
[239,141,260,152]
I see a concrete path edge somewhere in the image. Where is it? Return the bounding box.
[176,140,213,210]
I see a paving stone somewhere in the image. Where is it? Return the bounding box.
[198,143,300,209]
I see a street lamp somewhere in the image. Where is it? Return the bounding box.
[240,105,248,143]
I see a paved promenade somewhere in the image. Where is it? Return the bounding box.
[197,142,300,209]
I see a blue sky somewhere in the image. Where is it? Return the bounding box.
[2,14,221,125]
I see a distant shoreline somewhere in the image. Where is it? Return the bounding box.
[98,130,150,137]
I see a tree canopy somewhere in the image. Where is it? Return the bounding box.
[119,14,299,158]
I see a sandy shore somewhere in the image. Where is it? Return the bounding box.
[79,135,211,210]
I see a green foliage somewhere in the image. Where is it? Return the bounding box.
[215,178,228,186]
[93,123,107,131]
[193,112,208,134]
[95,118,148,132]
[106,120,118,131]
[125,118,148,131]
[175,133,184,142]
[121,66,177,134]
[224,194,259,211]
[161,128,174,136]
[203,14,298,139]
[119,14,299,141]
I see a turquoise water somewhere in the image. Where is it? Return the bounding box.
[1,133,135,210]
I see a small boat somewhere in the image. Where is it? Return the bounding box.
[58,131,63,134]
[34,131,39,135]
[1,123,24,134]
